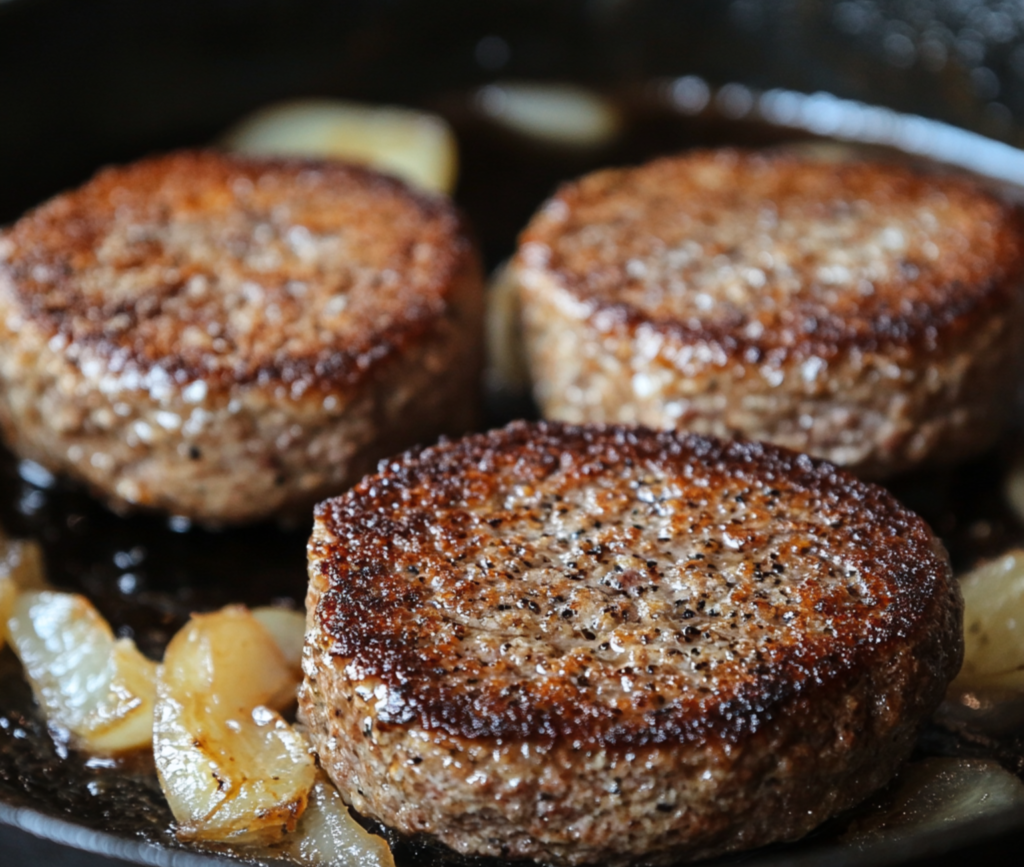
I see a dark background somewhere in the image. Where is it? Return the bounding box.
[3,0,1024,227]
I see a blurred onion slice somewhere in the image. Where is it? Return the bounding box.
[252,606,305,678]
[484,260,530,395]
[6,590,156,754]
[952,549,1024,692]
[1005,446,1024,524]
[475,83,621,148]
[154,606,315,843]
[0,538,48,649]
[222,99,458,194]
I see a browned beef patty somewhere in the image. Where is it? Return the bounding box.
[515,150,1024,477]
[300,420,962,866]
[0,150,483,524]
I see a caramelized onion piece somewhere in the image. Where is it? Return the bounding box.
[262,771,396,867]
[484,260,530,395]
[154,606,315,843]
[475,83,621,148]
[1005,448,1024,524]
[6,590,156,753]
[252,606,305,678]
[952,549,1024,692]
[0,538,48,649]
[223,99,458,194]
[254,729,395,867]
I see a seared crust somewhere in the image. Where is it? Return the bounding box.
[515,150,1024,476]
[0,151,484,522]
[301,421,962,865]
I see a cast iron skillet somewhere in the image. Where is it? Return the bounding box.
[1,1,1024,865]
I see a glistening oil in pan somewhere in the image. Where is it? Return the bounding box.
[2,79,1024,867]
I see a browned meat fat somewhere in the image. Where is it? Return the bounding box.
[515,150,1024,477]
[0,150,483,524]
[300,421,962,866]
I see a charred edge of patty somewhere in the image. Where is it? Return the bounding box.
[306,420,962,750]
[516,150,1024,363]
[0,150,481,396]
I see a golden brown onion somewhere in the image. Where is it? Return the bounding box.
[223,99,458,194]
[6,590,156,753]
[953,549,1024,692]
[153,606,315,843]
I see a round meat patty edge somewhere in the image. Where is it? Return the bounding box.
[515,150,1024,478]
[0,151,485,524]
[300,421,963,866]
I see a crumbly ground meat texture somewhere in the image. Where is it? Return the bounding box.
[0,151,483,523]
[515,150,1024,477]
[300,421,962,866]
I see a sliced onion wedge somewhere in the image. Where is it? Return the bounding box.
[485,260,530,396]
[154,605,315,843]
[255,729,395,867]
[952,549,1024,692]
[251,606,305,679]
[1005,447,1024,524]
[6,590,156,753]
[266,771,396,867]
[475,83,621,148]
[0,538,48,649]
[222,99,458,194]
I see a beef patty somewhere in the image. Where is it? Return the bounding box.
[300,420,962,866]
[0,150,483,524]
[515,150,1024,477]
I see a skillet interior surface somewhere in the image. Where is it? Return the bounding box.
[2,1,1024,865]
